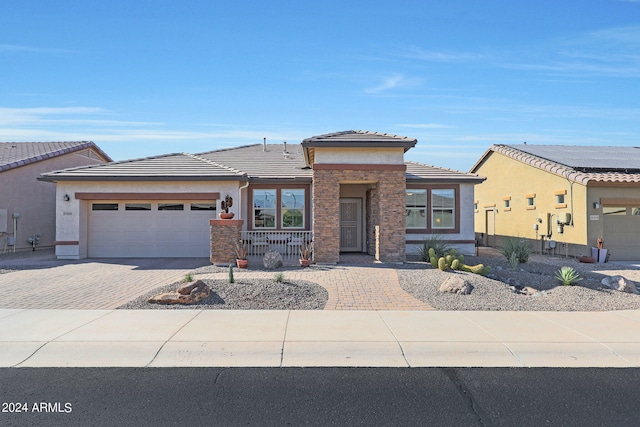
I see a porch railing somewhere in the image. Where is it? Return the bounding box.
[240,230,313,261]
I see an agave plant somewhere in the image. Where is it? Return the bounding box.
[555,266,583,286]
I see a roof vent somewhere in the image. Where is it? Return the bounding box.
[283,140,287,153]
[263,137,267,152]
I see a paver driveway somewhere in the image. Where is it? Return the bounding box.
[0,257,210,309]
[0,252,434,310]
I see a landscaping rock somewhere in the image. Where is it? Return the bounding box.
[263,251,283,269]
[601,276,639,294]
[149,280,211,304]
[439,276,473,295]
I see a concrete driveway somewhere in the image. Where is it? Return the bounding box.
[0,253,210,309]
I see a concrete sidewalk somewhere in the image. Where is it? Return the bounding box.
[2,308,640,368]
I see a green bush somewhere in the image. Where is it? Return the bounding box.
[274,272,285,283]
[499,238,532,264]
[555,266,583,286]
[228,264,235,283]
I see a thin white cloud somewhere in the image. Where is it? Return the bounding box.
[364,74,422,94]
[397,46,490,63]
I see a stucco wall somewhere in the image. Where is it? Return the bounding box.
[0,151,106,252]
[473,151,589,255]
[314,147,405,165]
[586,185,640,252]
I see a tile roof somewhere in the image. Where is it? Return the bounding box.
[471,144,640,185]
[39,153,247,181]
[38,139,483,184]
[0,141,112,172]
[197,143,312,181]
[405,161,485,183]
[302,130,417,151]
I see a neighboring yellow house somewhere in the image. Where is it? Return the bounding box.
[470,144,640,261]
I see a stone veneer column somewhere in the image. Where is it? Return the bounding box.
[312,170,341,264]
[312,166,407,264]
[209,219,243,265]
[376,169,407,262]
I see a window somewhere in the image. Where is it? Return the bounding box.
[556,194,565,204]
[633,208,640,216]
[432,189,455,229]
[158,203,184,211]
[603,207,626,216]
[526,193,536,209]
[503,197,511,211]
[253,189,277,228]
[282,189,305,228]
[125,203,151,211]
[406,190,427,229]
[190,203,216,211]
[406,186,459,232]
[92,203,118,211]
[251,187,308,229]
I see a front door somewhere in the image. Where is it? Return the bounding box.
[340,198,362,252]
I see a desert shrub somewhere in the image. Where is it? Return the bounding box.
[499,238,532,264]
[274,272,285,283]
[419,236,451,261]
[555,266,583,286]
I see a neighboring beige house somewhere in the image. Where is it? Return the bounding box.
[39,130,484,263]
[1,141,112,252]
[471,144,640,261]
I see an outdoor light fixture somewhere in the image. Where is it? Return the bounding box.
[63,194,70,202]
[593,202,600,209]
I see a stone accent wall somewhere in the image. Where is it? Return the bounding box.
[312,167,406,263]
[209,219,243,265]
[311,170,341,263]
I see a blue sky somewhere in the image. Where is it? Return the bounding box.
[1,0,639,172]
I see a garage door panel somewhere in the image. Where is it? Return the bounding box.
[604,215,640,260]
[88,202,215,258]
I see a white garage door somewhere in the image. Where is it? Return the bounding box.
[88,201,215,258]
[603,206,640,261]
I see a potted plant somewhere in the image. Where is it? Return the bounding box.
[219,195,234,219]
[591,236,608,263]
[299,241,313,267]
[235,240,248,268]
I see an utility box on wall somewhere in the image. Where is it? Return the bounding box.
[0,209,7,233]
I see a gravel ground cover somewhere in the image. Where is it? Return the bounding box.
[118,278,328,310]
[399,249,640,311]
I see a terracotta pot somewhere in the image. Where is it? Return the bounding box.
[219,212,235,219]
[236,259,248,268]
[578,256,595,264]
[299,259,311,268]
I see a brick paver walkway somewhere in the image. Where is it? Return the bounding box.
[200,264,434,311]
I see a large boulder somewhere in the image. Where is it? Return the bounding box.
[149,280,211,304]
[263,251,283,269]
[439,275,473,295]
[601,276,639,294]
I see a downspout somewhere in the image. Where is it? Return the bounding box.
[564,170,575,226]
[238,181,250,220]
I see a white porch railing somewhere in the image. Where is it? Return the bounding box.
[240,230,313,261]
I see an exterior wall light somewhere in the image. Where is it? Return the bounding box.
[593,202,600,209]
[64,194,70,201]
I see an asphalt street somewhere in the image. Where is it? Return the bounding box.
[2,368,640,426]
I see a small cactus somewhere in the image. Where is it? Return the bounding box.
[228,264,235,283]
[438,257,448,271]
[430,256,439,268]
[451,259,460,270]
[428,248,436,258]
